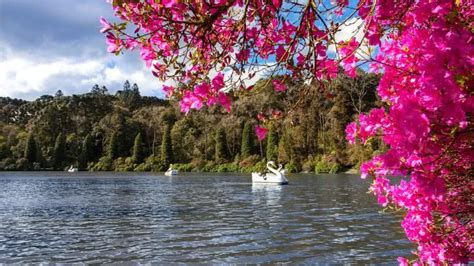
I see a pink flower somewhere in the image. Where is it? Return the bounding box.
[162,85,174,98]
[180,91,203,114]
[368,62,380,74]
[271,109,282,119]
[296,53,306,66]
[99,17,112,33]
[255,125,268,141]
[194,82,210,98]
[105,32,121,53]
[326,60,339,79]
[140,45,155,68]
[236,49,250,62]
[276,45,288,62]
[162,0,178,8]
[272,0,282,8]
[345,122,357,144]
[342,55,358,78]
[124,37,139,50]
[272,79,286,92]
[397,257,409,266]
[212,72,225,91]
[218,92,231,112]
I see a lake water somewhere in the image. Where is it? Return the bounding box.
[0,172,411,264]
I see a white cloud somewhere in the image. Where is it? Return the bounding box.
[334,17,366,43]
[328,17,372,59]
[0,43,165,100]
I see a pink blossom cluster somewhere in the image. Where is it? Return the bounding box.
[177,73,231,114]
[346,0,473,264]
[104,0,473,263]
[101,0,360,113]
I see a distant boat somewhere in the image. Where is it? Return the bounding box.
[165,164,178,176]
[252,161,288,185]
[67,166,78,173]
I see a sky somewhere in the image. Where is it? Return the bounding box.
[0,0,165,100]
[0,0,367,101]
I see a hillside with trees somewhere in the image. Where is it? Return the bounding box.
[0,71,381,173]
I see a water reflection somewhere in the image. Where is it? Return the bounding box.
[252,183,282,207]
[0,172,411,264]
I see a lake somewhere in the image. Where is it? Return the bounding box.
[0,172,411,264]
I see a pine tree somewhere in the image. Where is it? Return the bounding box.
[215,128,228,161]
[91,84,100,94]
[161,124,173,166]
[108,132,119,159]
[132,83,140,95]
[55,90,64,98]
[266,126,278,162]
[24,133,38,164]
[81,134,94,168]
[123,80,131,91]
[328,82,352,164]
[52,133,66,170]
[132,133,145,164]
[100,85,108,94]
[241,121,255,157]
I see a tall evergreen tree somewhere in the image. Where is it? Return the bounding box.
[52,133,66,170]
[132,133,145,164]
[215,128,228,161]
[108,132,119,159]
[241,121,255,157]
[100,86,108,94]
[328,81,353,164]
[266,126,278,162]
[80,134,95,168]
[24,133,38,164]
[123,80,131,91]
[161,124,173,166]
[55,90,64,98]
[91,84,100,94]
[132,83,140,95]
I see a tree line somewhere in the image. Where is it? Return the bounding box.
[0,71,382,173]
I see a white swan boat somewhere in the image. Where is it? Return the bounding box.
[252,161,288,185]
[165,165,178,176]
[67,166,78,173]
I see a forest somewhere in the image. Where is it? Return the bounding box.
[0,70,382,173]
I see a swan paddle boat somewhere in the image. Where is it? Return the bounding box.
[165,164,178,176]
[252,161,288,185]
[67,165,78,173]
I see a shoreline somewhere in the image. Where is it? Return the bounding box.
[0,169,360,175]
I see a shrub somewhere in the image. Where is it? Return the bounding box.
[239,155,260,173]
[113,157,135,172]
[329,162,340,174]
[314,160,328,174]
[315,155,341,174]
[0,158,15,171]
[190,158,206,171]
[302,157,316,173]
[251,160,267,173]
[216,163,240,173]
[134,163,150,172]
[285,160,300,173]
[91,156,113,171]
[138,155,165,172]
[173,163,193,172]
[201,161,217,172]
[15,158,29,171]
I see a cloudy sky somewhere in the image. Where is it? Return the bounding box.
[0,0,165,100]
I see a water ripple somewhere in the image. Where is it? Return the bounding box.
[0,172,410,264]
